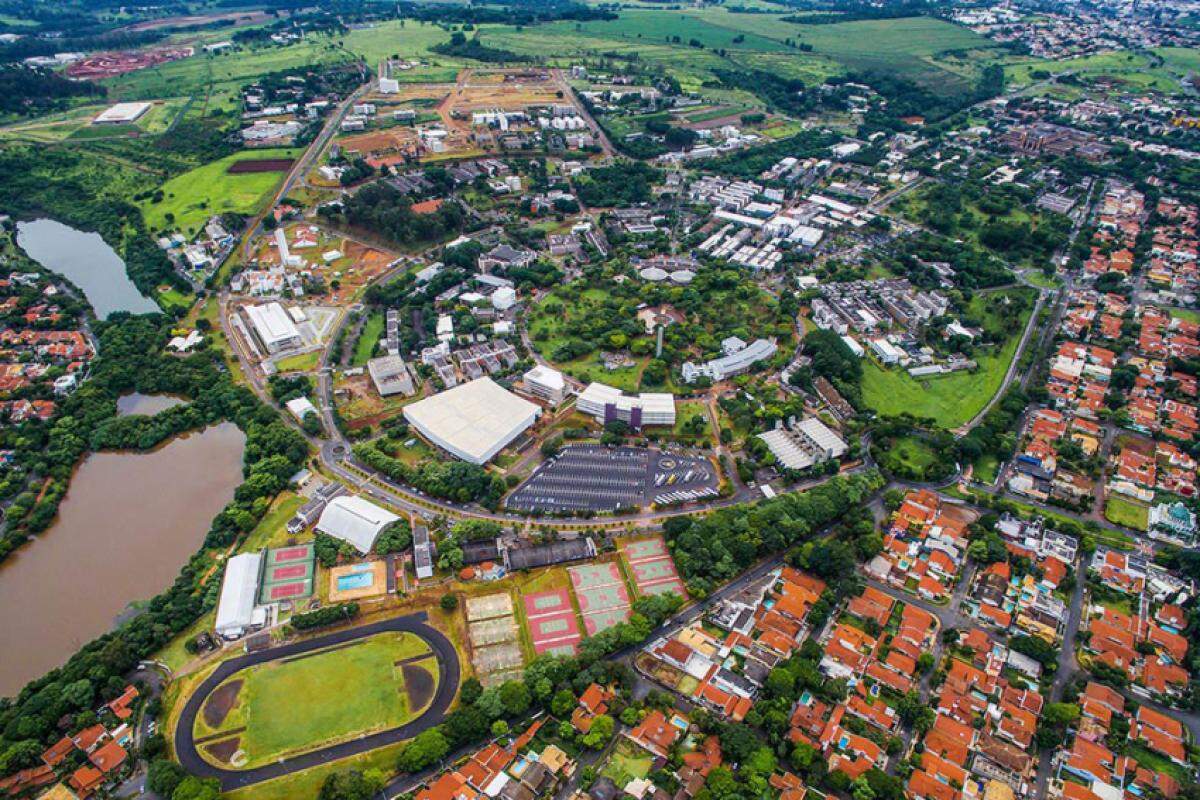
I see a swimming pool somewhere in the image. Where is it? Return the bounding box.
[337,570,375,591]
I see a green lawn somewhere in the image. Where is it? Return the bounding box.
[1168,307,1200,325]
[602,740,655,786]
[241,492,306,552]
[862,297,1031,429]
[200,632,436,769]
[1004,48,1198,95]
[274,350,321,374]
[1104,495,1149,532]
[973,454,1000,485]
[140,148,298,236]
[878,435,940,480]
[352,312,385,367]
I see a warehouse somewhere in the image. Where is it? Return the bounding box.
[214,552,265,639]
[244,302,302,353]
[93,101,151,125]
[316,494,401,553]
[756,417,847,471]
[403,377,540,464]
[576,382,675,428]
[368,355,416,397]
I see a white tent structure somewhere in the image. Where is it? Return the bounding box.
[215,552,263,639]
[316,494,401,553]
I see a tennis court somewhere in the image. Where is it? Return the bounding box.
[523,589,582,655]
[569,562,631,637]
[621,537,687,600]
[466,593,515,622]
[469,617,519,647]
[259,543,315,605]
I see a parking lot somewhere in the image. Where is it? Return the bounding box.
[506,445,718,513]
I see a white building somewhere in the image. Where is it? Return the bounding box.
[576,383,675,428]
[215,552,264,639]
[285,396,317,422]
[368,355,416,397]
[869,337,903,365]
[681,338,776,383]
[491,286,517,311]
[840,335,865,358]
[93,102,152,125]
[244,302,303,353]
[379,77,400,94]
[757,417,848,471]
[523,365,566,406]
[403,377,541,464]
[316,495,401,553]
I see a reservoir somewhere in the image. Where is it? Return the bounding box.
[15,218,161,320]
[117,392,186,416]
[0,422,246,696]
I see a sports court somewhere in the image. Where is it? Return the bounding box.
[621,536,688,599]
[523,589,582,655]
[569,562,631,635]
[466,592,525,687]
[258,543,314,604]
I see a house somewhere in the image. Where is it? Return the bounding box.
[627,710,683,758]
[572,684,614,733]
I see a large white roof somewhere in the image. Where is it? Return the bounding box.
[94,101,151,124]
[215,552,262,635]
[403,377,540,464]
[316,494,400,553]
[245,302,301,348]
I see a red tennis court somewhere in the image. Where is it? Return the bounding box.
[269,582,308,599]
[273,546,309,563]
[523,589,572,618]
[271,564,308,580]
[524,590,582,655]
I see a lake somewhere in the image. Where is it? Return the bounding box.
[117,392,186,416]
[0,423,246,696]
[16,218,161,320]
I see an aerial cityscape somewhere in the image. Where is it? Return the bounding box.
[0,1,1198,800]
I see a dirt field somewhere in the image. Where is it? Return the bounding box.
[228,158,294,174]
[67,47,193,79]
[203,737,241,764]
[202,679,243,729]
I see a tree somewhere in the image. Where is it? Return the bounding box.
[320,769,387,800]
[441,593,459,611]
[172,777,222,800]
[397,728,449,772]
[148,760,187,798]
[551,689,576,717]
[582,714,614,749]
[491,720,510,736]
[499,681,531,716]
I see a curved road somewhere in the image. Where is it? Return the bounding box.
[174,612,460,791]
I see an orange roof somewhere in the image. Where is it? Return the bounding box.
[88,741,126,774]
[41,737,75,767]
[416,771,478,800]
[411,198,445,215]
[69,766,105,795]
[629,709,682,755]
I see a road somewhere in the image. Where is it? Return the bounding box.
[174,612,460,791]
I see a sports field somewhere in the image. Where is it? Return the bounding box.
[194,632,436,769]
[523,589,582,655]
[621,537,687,599]
[569,562,632,635]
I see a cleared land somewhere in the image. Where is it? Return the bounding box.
[140,147,298,236]
[1104,495,1149,532]
[196,632,435,769]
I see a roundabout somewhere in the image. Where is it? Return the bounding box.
[174,612,460,790]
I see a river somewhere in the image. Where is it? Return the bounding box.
[15,218,161,320]
[0,423,246,696]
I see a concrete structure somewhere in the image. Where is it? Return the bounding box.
[244,302,302,353]
[412,524,434,579]
[285,396,317,422]
[403,377,540,464]
[92,102,151,125]
[757,417,848,471]
[681,338,776,383]
[523,365,566,406]
[576,383,675,428]
[316,495,401,553]
[214,552,264,639]
[368,355,416,397]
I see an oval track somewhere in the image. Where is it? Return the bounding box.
[174,612,460,790]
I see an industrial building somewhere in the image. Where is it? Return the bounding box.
[523,365,566,406]
[368,355,416,397]
[403,377,541,464]
[243,302,302,353]
[93,102,151,125]
[316,494,401,553]
[412,524,434,579]
[577,383,675,428]
[681,337,777,383]
[214,552,265,639]
[756,417,848,471]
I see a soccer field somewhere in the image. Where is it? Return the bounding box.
[196,632,437,769]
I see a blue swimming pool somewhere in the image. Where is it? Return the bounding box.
[337,571,374,591]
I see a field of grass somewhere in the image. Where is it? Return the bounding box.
[881,436,938,474]
[1004,48,1196,95]
[275,349,322,373]
[1104,495,1149,532]
[140,147,298,236]
[352,312,385,367]
[241,492,306,552]
[602,740,655,786]
[200,632,436,769]
[226,741,409,800]
[1168,307,1200,325]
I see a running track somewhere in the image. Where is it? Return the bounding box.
[174,613,461,790]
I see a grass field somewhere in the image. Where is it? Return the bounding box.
[352,312,385,367]
[275,349,322,373]
[1104,495,1149,532]
[199,632,437,769]
[1004,48,1198,94]
[140,148,298,236]
[879,436,939,475]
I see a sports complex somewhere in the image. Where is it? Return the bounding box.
[174,613,460,790]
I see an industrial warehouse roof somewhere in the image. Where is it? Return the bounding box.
[316,494,401,553]
[215,552,262,636]
[244,302,301,349]
[403,377,540,464]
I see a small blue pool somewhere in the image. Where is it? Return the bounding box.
[337,570,374,591]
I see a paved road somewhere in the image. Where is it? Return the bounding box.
[174,612,460,791]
